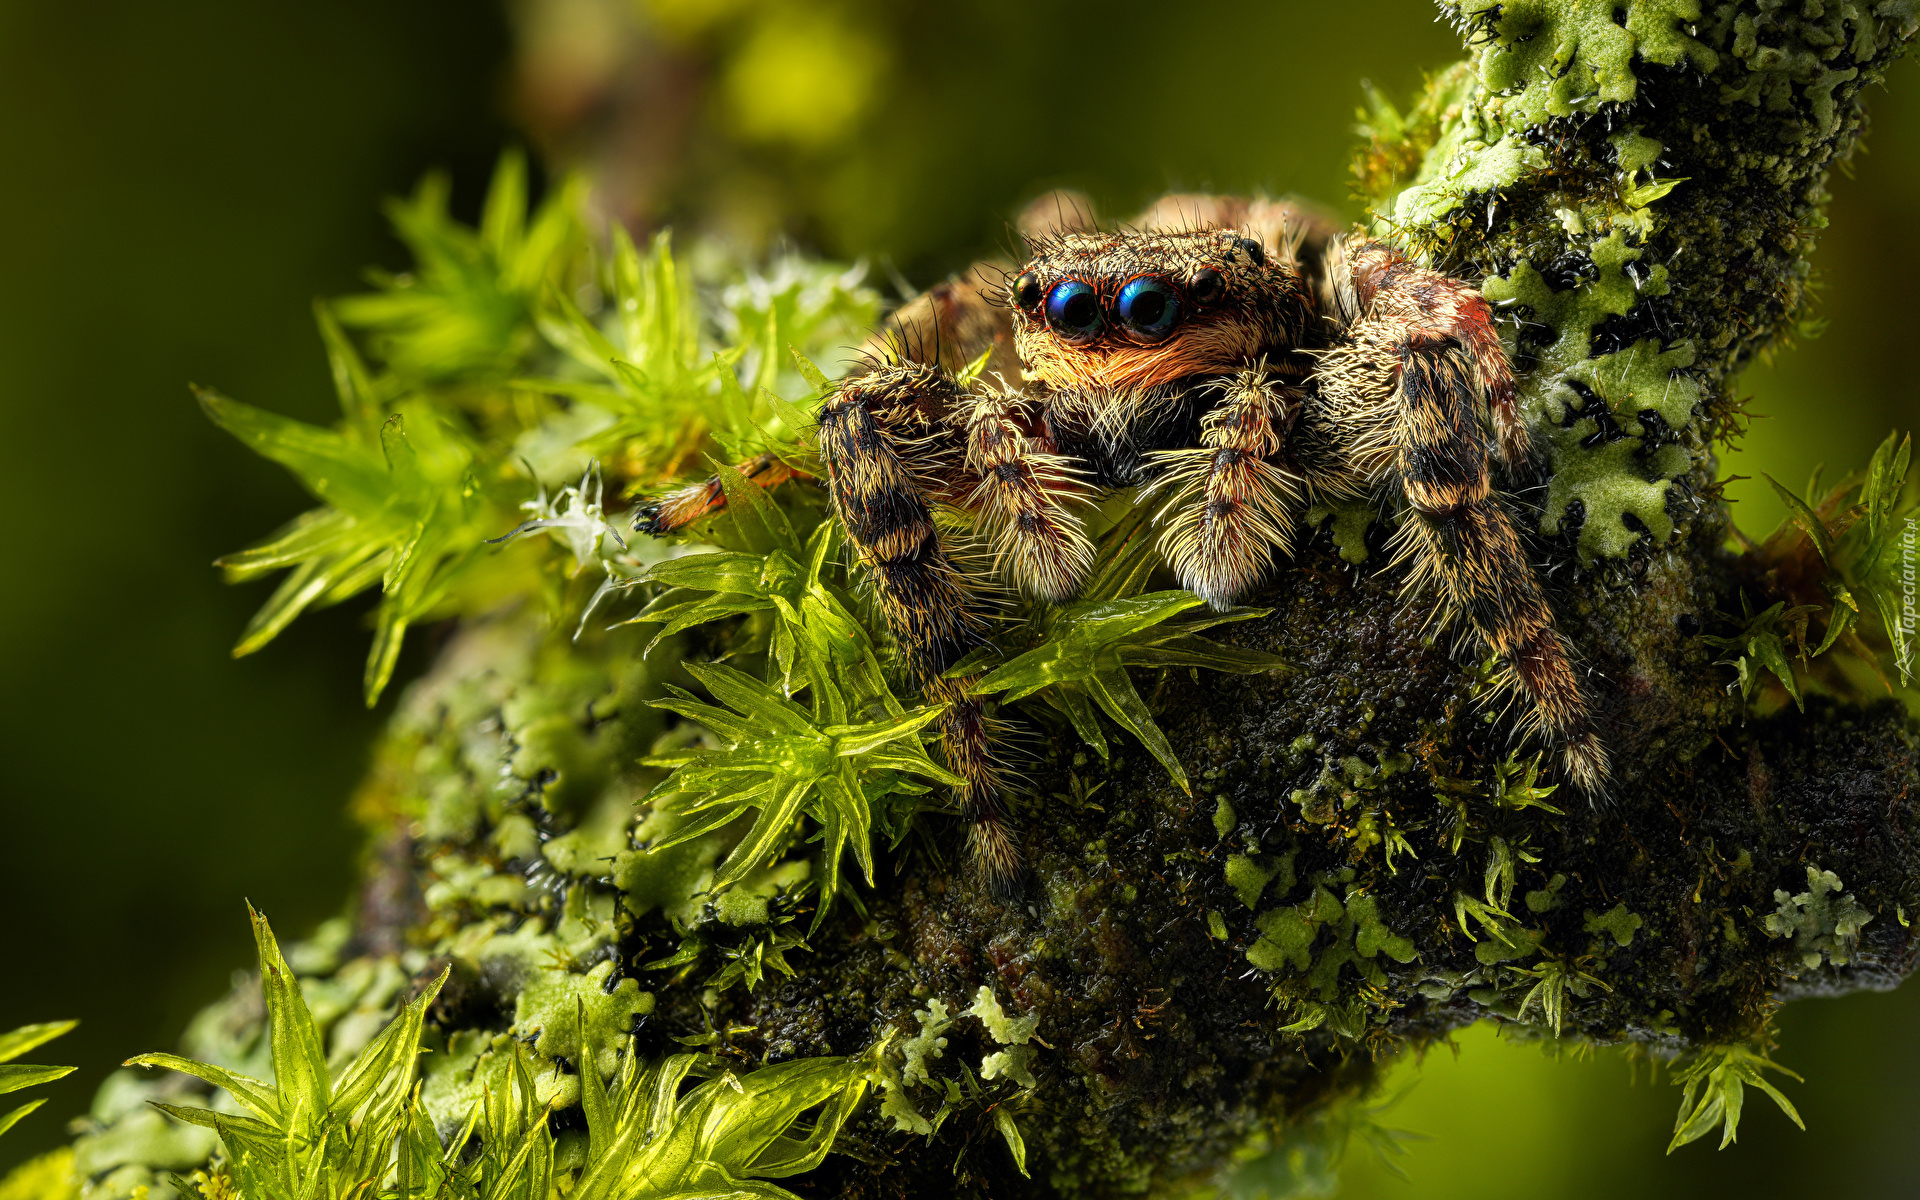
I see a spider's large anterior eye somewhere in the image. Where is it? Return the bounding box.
[1045,280,1104,343]
[1116,276,1183,342]
[1013,271,1042,310]
[1189,267,1225,304]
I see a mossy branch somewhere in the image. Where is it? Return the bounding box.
[19,4,1920,1200]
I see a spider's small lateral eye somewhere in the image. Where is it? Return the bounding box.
[1013,271,1042,310]
[1189,267,1225,304]
[1235,237,1267,266]
[1115,276,1184,342]
[1044,279,1104,343]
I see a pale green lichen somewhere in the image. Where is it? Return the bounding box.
[1371,0,1918,574]
[514,960,655,1084]
[878,1000,955,1135]
[1392,130,1547,227]
[899,999,954,1088]
[1482,232,1701,564]
[1461,0,1719,127]
[1525,873,1568,913]
[1762,865,1874,969]
[880,992,1043,1139]
[1291,747,1413,832]
[1225,853,1286,910]
[1715,0,1918,135]
[967,986,1040,1046]
[1610,129,1664,174]
[1304,496,1378,564]
[981,1046,1038,1089]
[1212,796,1237,838]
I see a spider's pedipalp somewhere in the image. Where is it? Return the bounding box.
[963,384,1095,602]
[1150,367,1306,608]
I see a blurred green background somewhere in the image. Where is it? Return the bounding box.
[0,0,1912,1193]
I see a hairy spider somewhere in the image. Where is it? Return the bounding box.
[641,194,1607,880]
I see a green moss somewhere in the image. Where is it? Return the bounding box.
[1584,904,1646,948]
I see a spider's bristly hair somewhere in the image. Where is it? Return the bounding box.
[963,385,1095,602]
[1373,337,1606,794]
[926,677,1022,891]
[1149,368,1306,608]
[818,366,983,680]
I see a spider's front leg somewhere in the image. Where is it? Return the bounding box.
[633,452,799,536]
[817,362,1021,879]
[1324,240,1609,792]
[1149,366,1308,608]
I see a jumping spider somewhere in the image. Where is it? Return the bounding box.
[642,193,1607,879]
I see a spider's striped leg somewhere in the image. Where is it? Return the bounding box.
[1382,340,1608,793]
[1336,237,1530,469]
[963,384,1095,603]
[1149,367,1306,609]
[633,452,800,537]
[818,363,1020,880]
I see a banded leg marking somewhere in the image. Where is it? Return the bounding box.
[1387,344,1607,791]
[963,386,1094,603]
[817,365,1020,878]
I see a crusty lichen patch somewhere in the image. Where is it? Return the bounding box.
[1460,0,1720,127]
[1365,0,1915,571]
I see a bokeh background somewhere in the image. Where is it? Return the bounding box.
[0,0,1913,1194]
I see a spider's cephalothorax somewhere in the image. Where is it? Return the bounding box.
[639,196,1609,880]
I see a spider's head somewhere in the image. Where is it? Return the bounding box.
[1006,229,1306,394]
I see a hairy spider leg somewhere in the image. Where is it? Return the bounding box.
[816,362,1021,879]
[962,384,1095,603]
[1321,241,1607,792]
[1150,366,1307,609]
[1382,342,1608,792]
[633,452,801,536]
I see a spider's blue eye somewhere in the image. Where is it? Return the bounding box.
[1116,276,1183,342]
[1045,280,1104,343]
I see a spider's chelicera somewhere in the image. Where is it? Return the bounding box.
[640,194,1608,880]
